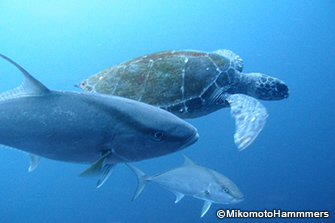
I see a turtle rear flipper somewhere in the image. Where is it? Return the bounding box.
[226,94,268,151]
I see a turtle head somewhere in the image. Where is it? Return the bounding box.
[75,79,95,92]
[245,73,289,100]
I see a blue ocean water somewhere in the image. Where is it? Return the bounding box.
[0,0,334,222]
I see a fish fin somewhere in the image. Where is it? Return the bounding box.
[79,157,105,177]
[79,151,114,188]
[181,154,196,166]
[126,163,150,201]
[79,151,111,177]
[28,153,41,172]
[173,191,185,203]
[194,190,210,198]
[201,200,212,218]
[226,94,268,151]
[96,163,116,188]
[0,54,50,102]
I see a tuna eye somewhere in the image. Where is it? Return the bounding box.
[153,131,166,141]
[222,187,229,193]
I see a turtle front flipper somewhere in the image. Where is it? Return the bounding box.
[226,94,268,151]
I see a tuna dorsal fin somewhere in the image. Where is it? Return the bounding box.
[201,200,212,218]
[0,54,50,102]
[28,153,41,172]
[181,154,196,166]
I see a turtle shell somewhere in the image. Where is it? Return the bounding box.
[79,50,240,118]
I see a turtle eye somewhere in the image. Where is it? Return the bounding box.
[152,131,166,141]
[80,81,86,87]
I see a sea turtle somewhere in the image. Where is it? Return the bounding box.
[77,49,289,150]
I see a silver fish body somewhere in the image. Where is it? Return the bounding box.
[0,54,199,187]
[0,92,198,163]
[127,155,243,217]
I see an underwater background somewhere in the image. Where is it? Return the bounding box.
[0,0,334,222]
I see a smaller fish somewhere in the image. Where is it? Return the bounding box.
[127,155,244,217]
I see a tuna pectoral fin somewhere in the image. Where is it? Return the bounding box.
[126,164,150,201]
[227,94,268,151]
[28,153,41,172]
[96,164,116,188]
[201,200,212,218]
[79,151,116,188]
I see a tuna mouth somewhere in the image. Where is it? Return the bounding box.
[180,130,199,150]
[232,196,244,204]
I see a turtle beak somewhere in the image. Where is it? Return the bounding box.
[276,82,289,99]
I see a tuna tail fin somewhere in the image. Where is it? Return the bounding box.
[126,163,151,201]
